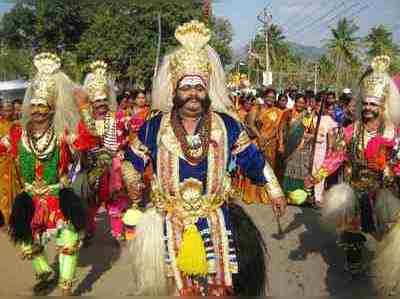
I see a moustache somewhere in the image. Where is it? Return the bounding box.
[362,109,379,117]
[95,104,109,110]
[184,96,202,104]
[175,96,202,108]
[31,112,49,117]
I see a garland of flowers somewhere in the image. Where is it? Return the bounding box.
[170,108,211,165]
[19,141,59,185]
[26,121,56,159]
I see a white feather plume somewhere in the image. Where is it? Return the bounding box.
[128,208,168,295]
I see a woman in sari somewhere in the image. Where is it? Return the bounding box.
[281,94,315,200]
[234,89,284,204]
[0,100,22,226]
[312,102,338,207]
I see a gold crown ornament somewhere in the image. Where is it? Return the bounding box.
[361,55,391,102]
[169,20,211,88]
[29,52,61,107]
[85,60,109,101]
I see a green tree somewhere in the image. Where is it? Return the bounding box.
[364,25,400,58]
[364,25,400,74]
[247,23,315,89]
[76,0,204,88]
[209,16,233,66]
[318,55,335,88]
[0,47,33,80]
[34,0,90,51]
[0,3,36,49]
[325,18,360,94]
[0,0,233,88]
[251,24,289,72]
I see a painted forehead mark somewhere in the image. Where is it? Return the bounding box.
[178,75,207,88]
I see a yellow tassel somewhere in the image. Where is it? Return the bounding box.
[176,224,208,276]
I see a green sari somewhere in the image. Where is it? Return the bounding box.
[282,111,313,195]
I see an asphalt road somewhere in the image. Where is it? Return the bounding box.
[0,203,379,296]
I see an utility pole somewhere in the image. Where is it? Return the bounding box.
[153,12,162,78]
[248,38,252,79]
[314,63,319,94]
[257,7,272,85]
[203,0,211,26]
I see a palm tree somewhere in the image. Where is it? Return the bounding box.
[250,23,290,84]
[267,24,289,70]
[325,18,360,94]
[318,55,335,88]
[364,25,400,72]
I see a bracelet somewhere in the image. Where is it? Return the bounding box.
[312,168,329,183]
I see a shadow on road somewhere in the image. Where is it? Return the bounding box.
[73,211,121,296]
[282,206,377,296]
[32,258,60,296]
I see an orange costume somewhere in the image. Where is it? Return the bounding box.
[254,106,284,169]
[234,105,284,204]
[0,119,22,225]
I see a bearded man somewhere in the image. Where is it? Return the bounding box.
[305,56,400,291]
[79,21,285,296]
[73,61,128,241]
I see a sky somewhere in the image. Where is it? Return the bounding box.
[0,1,398,51]
[0,2,13,13]
[213,0,400,50]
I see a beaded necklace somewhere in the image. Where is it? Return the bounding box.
[26,121,56,160]
[170,108,211,165]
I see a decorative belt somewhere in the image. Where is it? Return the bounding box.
[24,182,60,197]
[150,177,233,225]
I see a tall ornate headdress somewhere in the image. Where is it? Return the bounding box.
[152,20,235,116]
[22,52,80,135]
[169,21,211,87]
[30,53,61,108]
[361,55,391,102]
[83,60,117,110]
[360,55,400,125]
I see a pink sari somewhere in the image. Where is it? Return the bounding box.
[312,115,338,203]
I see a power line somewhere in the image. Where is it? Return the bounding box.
[324,3,367,28]
[281,0,361,36]
[293,1,360,36]
[279,0,320,28]
[283,0,333,32]
[340,4,369,21]
[293,2,368,42]
[318,4,369,37]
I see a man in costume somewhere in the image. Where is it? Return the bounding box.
[73,61,127,241]
[0,99,22,227]
[108,20,285,296]
[305,56,400,287]
[8,52,86,296]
